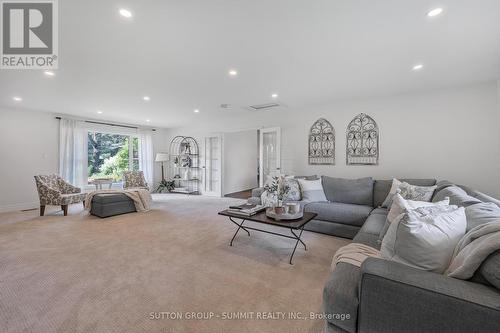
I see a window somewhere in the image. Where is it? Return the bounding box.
[87,132,140,182]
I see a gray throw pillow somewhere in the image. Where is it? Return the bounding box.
[465,202,500,232]
[434,180,456,193]
[321,176,373,206]
[432,186,482,207]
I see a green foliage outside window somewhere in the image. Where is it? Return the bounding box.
[88,133,139,182]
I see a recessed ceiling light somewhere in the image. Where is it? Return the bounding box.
[119,8,132,18]
[271,93,278,99]
[412,64,424,71]
[427,8,444,17]
[13,96,22,102]
[143,96,150,101]
[44,70,55,77]
[146,119,151,122]
[97,110,103,114]
[228,69,238,76]
[194,109,200,113]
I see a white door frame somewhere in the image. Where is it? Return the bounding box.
[259,127,281,187]
[203,134,223,197]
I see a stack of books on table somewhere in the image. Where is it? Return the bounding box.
[227,203,266,216]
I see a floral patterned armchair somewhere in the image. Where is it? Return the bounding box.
[122,171,149,191]
[34,174,87,216]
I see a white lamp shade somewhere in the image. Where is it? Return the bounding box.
[155,153,169,162]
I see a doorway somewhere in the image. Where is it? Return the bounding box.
[259,127,281,187]
[222,130,259,198]
[203,135,222,196]
[216,127,281,198]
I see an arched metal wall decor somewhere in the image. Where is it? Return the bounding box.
[308,118,335,165]
[346,113,379,165]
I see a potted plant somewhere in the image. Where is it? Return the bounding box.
[156,180,175,193]
[264,176,290,214]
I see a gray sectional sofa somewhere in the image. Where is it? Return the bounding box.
[249,176,439,238]
[249,177,500,333]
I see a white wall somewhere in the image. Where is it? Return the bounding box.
[222,130,258,195]
[2,81,498,211]
[166,82,500,198]
[0,109,59,211]
[0,108,169,212]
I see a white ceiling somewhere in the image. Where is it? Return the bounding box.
[1,0,500,128]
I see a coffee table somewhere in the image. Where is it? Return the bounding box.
[218,210,317,264]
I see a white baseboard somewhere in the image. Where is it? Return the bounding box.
[0,202,39,213]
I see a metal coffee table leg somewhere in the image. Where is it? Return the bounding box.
[289,226,305,265]
[224,215,309,264]
[290,229,307,250]
[229,217,251,246]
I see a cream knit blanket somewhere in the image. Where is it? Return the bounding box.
[331,243,381,271]
[85,189,153,212]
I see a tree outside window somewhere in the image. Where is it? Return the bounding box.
[88,132,140,182]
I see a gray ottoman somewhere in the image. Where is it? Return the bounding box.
[90,193,136,218]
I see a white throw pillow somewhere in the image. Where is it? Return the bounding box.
[381,205,466,273]
[297,178,327,202]
[381,178,402,207]
[379,194,450,240]
[381,179,437,208]
[398,182,437,202]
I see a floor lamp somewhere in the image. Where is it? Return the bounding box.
[155,153,169,192]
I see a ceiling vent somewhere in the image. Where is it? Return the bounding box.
[220,103,231,109]
[247,102,281,111]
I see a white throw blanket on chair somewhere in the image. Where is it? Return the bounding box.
[85,189,153,212]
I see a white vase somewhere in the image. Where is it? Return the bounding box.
[184,168,191,180]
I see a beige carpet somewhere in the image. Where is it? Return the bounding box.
[0,194,350,333]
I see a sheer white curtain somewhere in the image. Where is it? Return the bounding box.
[139,130,154,189]
[59,119,87,188]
